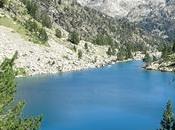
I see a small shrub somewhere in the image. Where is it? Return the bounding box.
[0,0,7,8]
[78,50,82,59]
[153,56,158,62]
[117,47,126,60]
[38,27,48,42]
[41,13,52,28]
[69,31,80,45]
[125,46,133,59]
[25,19,38,32]
[107,47,112,56]
[73,45,77,52]
[55,28,62,38]
[161,44,172,59]
[84,43,88,50]
[16,68,26,76]
[172,42,175,53]
[107,47,116,56]
[58,0,61,4]
[143,53,152,66]
[25,19,48,43]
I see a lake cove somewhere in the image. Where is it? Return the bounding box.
[16,61,175,130]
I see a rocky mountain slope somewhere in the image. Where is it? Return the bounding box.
[0,0,165,75]
[130,0,175,41]
[0,0,147,76]
[77,0,165,17]
[77,0,175,41]
[0,25,121,76]
[35,0,165,50]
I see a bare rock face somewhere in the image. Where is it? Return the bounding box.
[77,0,165,17]
[130,0,175,41]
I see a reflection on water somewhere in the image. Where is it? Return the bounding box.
[16,61,175,130]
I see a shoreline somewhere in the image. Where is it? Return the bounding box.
[0,26,144,77]
[144,62,175,73]
[17,58,137,77]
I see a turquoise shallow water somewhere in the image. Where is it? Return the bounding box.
[16,61,175,130]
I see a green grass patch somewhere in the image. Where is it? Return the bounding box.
[0,16,48,45]
[0,16,28,38]
[15,67,27,76]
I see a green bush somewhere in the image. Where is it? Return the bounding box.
[69,31,80,45]
[25,19,48,43]
[25,19,38,32]
[39,27,48,42]
[55,28,62,38]
[73,45,77,52]
[116,45,133,60]
[107,47,116,56]
[161,44,172,59]
[41,13,52,28]
[78,50,82,59]
[24,0,38,19]
[117,47,127,60]
[16,67,26,76]
[0,0,7,8]
[93,34,113,46]
[172,42,175,53]
[143,53,152,65]
[84,43,88,50]
[58,0,62,4]
[125,46,133,59]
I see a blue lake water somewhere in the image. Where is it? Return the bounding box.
[16,61,175,130]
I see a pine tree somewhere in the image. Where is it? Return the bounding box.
[0,52,42,130]
[126,46,133,59]
[107,47,116,56]
[55,28,62,38]
[162,44,172,59]
[69,31,80,45]
[84,43,88,50]
[143,53,152,66]
[172,42,175,53]
[107,47,113,56]
[41,12,52,28]
[159,100,174,130]
[117,47,126,60]
[78,50,82,59]
[39,27,48,42]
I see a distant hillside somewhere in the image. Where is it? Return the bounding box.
[128,0,175,41]
[76,0,165,17]
[76,0,175,42]
[0,0,169,75]
[32,0,166,52]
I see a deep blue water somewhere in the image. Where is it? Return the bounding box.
[16,61,175,130]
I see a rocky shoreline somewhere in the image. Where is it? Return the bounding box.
[0,26,144,77]
[145,62,175,72]
[142,52,175,72]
